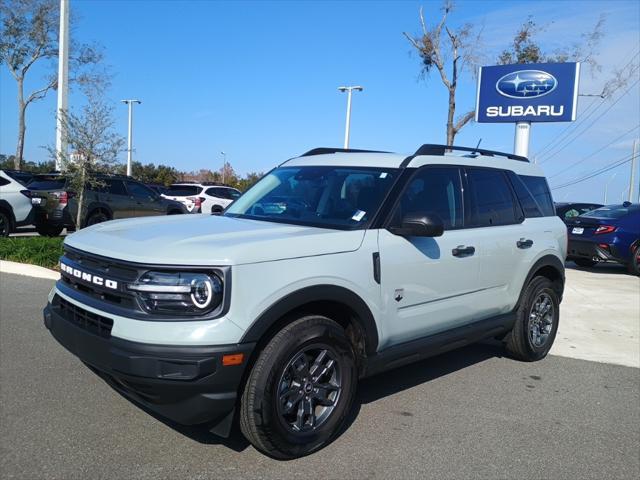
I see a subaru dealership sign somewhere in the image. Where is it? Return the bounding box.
[475,63,580,123]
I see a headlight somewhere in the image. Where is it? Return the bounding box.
[128,271,223,315]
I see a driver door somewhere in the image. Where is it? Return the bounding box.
[378,166,481,347]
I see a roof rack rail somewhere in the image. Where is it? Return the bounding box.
[300,147,391,157]
[413,144,529,162]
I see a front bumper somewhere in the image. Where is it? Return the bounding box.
[43,301,254,435]
[567,239,624,264]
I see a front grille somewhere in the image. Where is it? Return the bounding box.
[56,296,114,338]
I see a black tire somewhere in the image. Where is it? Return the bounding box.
[167,209,182,215]
[35,223,63,237]
[240,315,357,459]
[0,211,11,237]
[628,245,640,276]
[85,211,110,227]
[211,205,223,215]
[505,276,560,362]
[574,258,597,268]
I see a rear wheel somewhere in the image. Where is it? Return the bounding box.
[0,211,11,237]
[85,211,110,226]
[240,315,357,459]
[628,245,640,276]
[505,276,560,362]
[211,205,224,215]
[574,258,597,268]
[35,223,63,237]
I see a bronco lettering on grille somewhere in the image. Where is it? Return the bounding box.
[60,261,118,290]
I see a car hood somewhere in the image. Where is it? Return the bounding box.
[64,214,366,266]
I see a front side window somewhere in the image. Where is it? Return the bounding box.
[126,181,155,198]
[225,166,397,229]
[390,167,463,229]
[466,168,519,227]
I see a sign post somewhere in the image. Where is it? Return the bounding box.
[475,63,580,158]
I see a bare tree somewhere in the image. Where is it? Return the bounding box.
[403,1,482,145]
[0,0,102,170]
[498,15,606,70]
[49,84,124,229]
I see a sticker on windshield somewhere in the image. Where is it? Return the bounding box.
[351,210,366,222]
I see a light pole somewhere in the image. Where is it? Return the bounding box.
[220,151,227,184]
[604,172,617,204]
[121,99,141,176]
[55,0,70,171]
[338,86,363,149]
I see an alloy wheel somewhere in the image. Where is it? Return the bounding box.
[276,346,342,433]
[528,292,555,348]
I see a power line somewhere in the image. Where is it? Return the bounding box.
[548,123,640,179]
[534,49,640,158]
[540,77,640,164]
[551,153,638,190]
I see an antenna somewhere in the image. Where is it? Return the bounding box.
[474,138,482,151]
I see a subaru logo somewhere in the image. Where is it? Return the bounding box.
[496,70,557,99]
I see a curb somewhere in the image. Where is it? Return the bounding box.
[0,259,60,280]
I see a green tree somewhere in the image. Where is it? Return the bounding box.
[0,0,103,170]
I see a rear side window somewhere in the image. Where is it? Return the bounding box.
[465,168,519,227]
[507,172,542,218]
[27,176,66,191]
[518,175,554,216]
[392,167,463,229]
[166,185,202,196]
[0,177,10,187]
[96,179,127,195]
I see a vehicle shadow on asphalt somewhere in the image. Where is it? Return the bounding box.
[119,341,506,455]
[566,262,632,276]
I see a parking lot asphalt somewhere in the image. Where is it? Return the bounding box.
[0,273,640,480]
[1,272,639,479]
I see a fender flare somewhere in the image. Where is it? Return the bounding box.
[518,254,565,304]
[240,284,379,355]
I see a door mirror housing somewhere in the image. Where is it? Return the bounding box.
[388,212,444,237]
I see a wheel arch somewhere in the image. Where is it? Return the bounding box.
[83,202,113,225]
[240,284,380,360]
[518,254,565,306]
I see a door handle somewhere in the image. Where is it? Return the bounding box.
[517,238,534,249]
[452,245,475,257]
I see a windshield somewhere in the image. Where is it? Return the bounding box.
[582,204,639,219]
[225,166,398,229]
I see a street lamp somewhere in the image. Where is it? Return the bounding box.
[220,151,227,184]
[338,86,363,149]
[121,99,142,176]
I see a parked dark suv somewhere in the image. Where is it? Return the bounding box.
[28,174,187,236]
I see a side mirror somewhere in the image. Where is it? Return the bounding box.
[388,212,444,237]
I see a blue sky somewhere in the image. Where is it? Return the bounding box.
[1,0,639,203]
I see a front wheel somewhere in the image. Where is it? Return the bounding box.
[505,276,560,362]
[240,315,357,459]
[0,212,11,237]
[85,211,110,227]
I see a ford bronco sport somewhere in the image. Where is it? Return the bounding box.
[44,145,566,458]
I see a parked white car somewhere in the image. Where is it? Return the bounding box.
[161,183,241,214]
[45,144,566,458]
[0,169,35,236]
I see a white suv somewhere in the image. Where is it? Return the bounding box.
[0,169,34,236]
[44,145,566,458]
[161,183,241,214]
